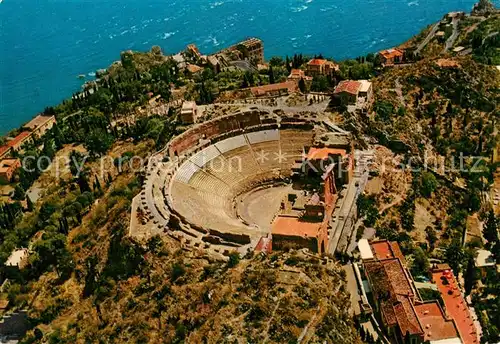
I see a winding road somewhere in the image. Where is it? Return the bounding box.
[443,17,460,52]
[415,23,440,55]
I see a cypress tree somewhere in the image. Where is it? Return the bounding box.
[298,78,306,93]
[268,65,275,84]
[26,196,34,212]
[77,174,91,193]
[107,172,113,186]
[483,210,499,248]
[464,255,476,295]
[360,327,366,341]
[94,175,102,192]
[63,216,70,233]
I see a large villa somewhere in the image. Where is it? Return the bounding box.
[353,239,480,344]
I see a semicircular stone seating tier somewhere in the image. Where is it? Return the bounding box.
[138,157,172,235]
[166,129,314,240]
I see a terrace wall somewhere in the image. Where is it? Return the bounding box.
[168,111,261,158]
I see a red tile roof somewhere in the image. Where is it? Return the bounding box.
[0,131,32,157]
[381,259,414,296]
[365,258,422,337]
[370,240,407,265]
[390,242,407,265]
[365,242,463,343]
[381,301,398,326]
[395,295,422,336]
[432,269,480,344]
[9,131,32,148]
[371,240,393,259]
[306,147,347,160]
[307,59,328,66]
[250,81,298,96]
[0,145,11,158]
[334,80,361,95]
[414,302,461,342]
[379,48,404,59]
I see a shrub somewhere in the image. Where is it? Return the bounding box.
[420,172,438,197]
[171,262,186,282]
[227,251,240,268]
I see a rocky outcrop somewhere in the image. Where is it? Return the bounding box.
[472,0,497,16]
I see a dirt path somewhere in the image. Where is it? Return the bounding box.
[378,195,403,215]
[394,77,406,107]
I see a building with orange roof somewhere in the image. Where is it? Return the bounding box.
[414,302,462,343]
[333,79,373,106]
[249,81,298,98]
[0,145,11,159]
[432,265,481,344]
[22,115,56,138]
[362,241,463,344]
[271,217,327,253]
[364,257,424,342]
[222,38,264,65]
[186,64,203,75]
[306,147,347,160]
[0,158,21,184]
[379,48,405,66]
[8,131,33,151]
[334,80,361,95]
[287,69,313,89]
[306,59,339,77]
[0,131,33,159]
[271,142,354,254]
[369,240,407,265]
[303,147,352,186]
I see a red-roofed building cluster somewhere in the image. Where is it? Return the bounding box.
[270,135,354,254]
[333,79,373,106]
[287,69,313,88]
[432,266,481,344]
[0,115,56,160]
[249,81,298,98]
[306,58,339,77]
[361,240,465,344]
[379,48,405,66]
[0,115,56,184]
[0,159,21,184]
[0,131,32,160]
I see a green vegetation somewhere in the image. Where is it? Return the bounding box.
[411,246,430,278]
[345,10,499,342]
[419,288,444,307]
[418,172,438,197]
[357,194,379,227]
[0,6,498,343]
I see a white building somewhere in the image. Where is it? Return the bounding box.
[5,248,29,269]
[358,238,374,260]
[180,101,198,124]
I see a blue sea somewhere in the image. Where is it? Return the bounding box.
[0,0,494,135]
